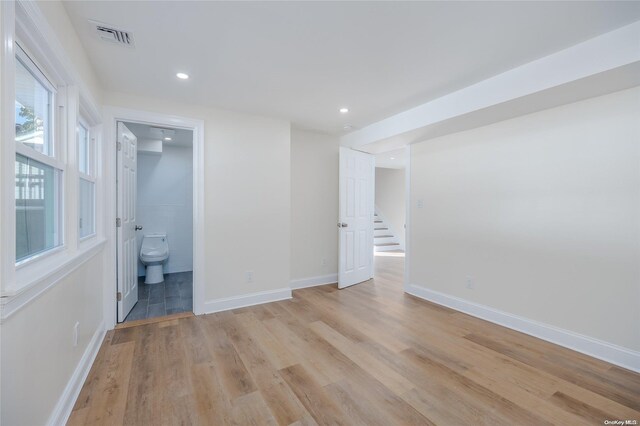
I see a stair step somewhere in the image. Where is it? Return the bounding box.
[374,235,393,238]
[375,242,400,247]
[374,220,383,223]
[374,227,388,230]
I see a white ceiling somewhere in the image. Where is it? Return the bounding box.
[375,148,406,170]
[64,2,640,135]
[123,122,193,147]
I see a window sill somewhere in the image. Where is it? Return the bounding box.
[15,244,66,271]
[79,233,97,244]
[0,238,106,321]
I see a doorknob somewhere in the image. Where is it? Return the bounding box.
[135,225,143,231]
[337,222,348,228]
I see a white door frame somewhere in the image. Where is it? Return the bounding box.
[102,106,205,328]
[403,144,411,292]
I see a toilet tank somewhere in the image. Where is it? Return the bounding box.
[141,234,168,251]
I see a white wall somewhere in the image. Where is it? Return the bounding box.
[1,254,104,426]
[37,1,103,105]
[375,167,405,247]
[105,92,291,303]
[410,87,640,352]
[290,128,340,283]
[137,144,193,276]
[1,2,108,425]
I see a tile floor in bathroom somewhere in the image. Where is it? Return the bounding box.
[124,271,193,322]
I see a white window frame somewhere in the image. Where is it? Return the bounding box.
[14,41,66,268]
[78,116,97,241]
[0,0,105,318]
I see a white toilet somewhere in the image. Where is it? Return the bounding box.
[140,234,169,284]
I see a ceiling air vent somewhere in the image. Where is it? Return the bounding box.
[90,20,134,47]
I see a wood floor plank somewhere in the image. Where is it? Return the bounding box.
[300,288,411,353]
[83,340,135,426]
[122,323,162,426]
[400,347,554,426]
[180,315,214,365]
[234,311,299,370]
[288,414,319,426]
[324,380,397,426]
[363,337,546,425]
[324,372,434,426]
[549,391,618,424]
[401,386,498,426]
[230,391,279,426]
[66,407,89,426]
[309,320,414,395]
[157,320,200,426]
[225,314,309,425]
[465,332,640,411]
[265,305,375,388]
[279,364,348,425]
[262,316,340,387]
[70,331,114,413]
[199,316,258,400]
[190,359,235,425]
[69,254,640,425]
[552,381,640,423]
[462,366,593,424]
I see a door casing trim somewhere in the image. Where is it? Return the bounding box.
[103,106,205,328]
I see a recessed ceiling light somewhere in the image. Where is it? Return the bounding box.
[390,157,395,160]
[164,137,172,141]
[339,107,349,113]
[176,72,189,80]
[343,124,353,130]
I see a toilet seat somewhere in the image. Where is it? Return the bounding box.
[140,248,168,262]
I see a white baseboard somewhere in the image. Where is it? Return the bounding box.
[164,265,193,275]
[406,284,640,373]
[290,273,338,290]
[47,322,106,426]
[202,287,292,314]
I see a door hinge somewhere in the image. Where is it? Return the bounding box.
[117,141,122,151]
[116,217,121,227]
[117,292,122,301]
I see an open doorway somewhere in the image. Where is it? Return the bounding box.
[116,121,194,323]
[373,148,406,281]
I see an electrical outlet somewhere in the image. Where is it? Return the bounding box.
[466,276,475,290]
[321,258,328,267]
[73,322,79,347]
[245,270,254,283]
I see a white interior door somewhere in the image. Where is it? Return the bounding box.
[338,147,375,289]
[117,122,139,322]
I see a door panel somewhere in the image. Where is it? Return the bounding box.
[338,147,374,289]
[117,122,139,322]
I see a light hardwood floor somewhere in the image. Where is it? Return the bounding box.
[69,254,640,425]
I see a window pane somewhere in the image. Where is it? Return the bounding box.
[79,178,95,238]
[15,57,52,156]
[16,154,60,261]
[78,124,89,174]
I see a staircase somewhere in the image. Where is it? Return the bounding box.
[373,209,402,252]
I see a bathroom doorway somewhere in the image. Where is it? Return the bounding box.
[116,120,195,323]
